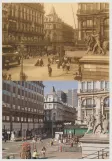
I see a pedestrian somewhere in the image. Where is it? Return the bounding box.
[32,149,39,159]
[48,66,52,77]
[40,58,44,66]
[48,57,51,64]
[4,132,7,143]
[6,60,10,71]
[35,59,39,66]
[32,137,36,143]
[59,139,61,144]
[62,62,65,71]
[7,74,11,80]
[41,146,46,158]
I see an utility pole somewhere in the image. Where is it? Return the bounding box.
[51,110,54,138]
[71,4,76,29]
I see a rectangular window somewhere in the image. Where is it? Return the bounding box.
[81,82,85,91]
[93,81,96,90]
[12,116,14,121]
[21,117,23,121]
[6,116,9,121]
[100,81,104,89]
[105,81,109,89]
[87,82,91,90]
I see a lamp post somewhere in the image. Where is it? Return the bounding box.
[18,41,26,81]
[51,111,55,138]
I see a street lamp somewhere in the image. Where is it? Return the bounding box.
[51,111,55,138]
[18,41,27,81]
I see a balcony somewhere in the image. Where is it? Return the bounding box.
[82,104,96,108]
[77,8,109,15]
[77,9,101,15]
[104,104,109,108]
[80,88,109,94]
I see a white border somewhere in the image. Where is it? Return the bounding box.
[0,0,111,161]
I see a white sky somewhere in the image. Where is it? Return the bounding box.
[44,3,78,28]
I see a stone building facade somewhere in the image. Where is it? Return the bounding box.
[77,3,109,40]
[44,6,74,53]
[2,81,44,136]
[44,87,76,133]
[77,81,109,124]
[2,3,45,53]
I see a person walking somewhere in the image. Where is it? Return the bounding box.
[4,132,7,143]
[6,60,10,71]
[7,74,11,80]
[62,62,65,71]
[48,66,52,77]
[41,147,46,158]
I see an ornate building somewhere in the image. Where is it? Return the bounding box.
[2,81,44,137]
[44,87,76,134]
[77,3,109,40]
[2,3,45,53]
[77,81,109,124]
[44,6,74,53]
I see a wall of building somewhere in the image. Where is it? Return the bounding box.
[2,81,44,134]
[77,81,109,124]
[44,6,75,53]
[2,3,45,53]
[77,3,109,40]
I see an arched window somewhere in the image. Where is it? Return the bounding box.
[104,18,109,26]
[82,98,96,108]
[104,97,109,107]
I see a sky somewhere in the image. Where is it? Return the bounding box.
[44,81,78,94]
[44,3,78,28]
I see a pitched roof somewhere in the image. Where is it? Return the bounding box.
[49,6,56,15]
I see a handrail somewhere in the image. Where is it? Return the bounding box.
[80,147,109,159]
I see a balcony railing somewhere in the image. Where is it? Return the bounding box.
[104,104,109,107]
[82,104,96,108]
[77,9,109,15]
[80,88,109,93]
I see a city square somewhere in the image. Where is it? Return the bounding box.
[2,81,109,159]
[2,3,109,81]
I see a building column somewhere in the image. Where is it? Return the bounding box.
[95,97,101,114]
[101,102,104,115]
[78,20,82,40]
[78,98,82,124]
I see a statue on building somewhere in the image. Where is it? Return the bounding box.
[93,111,102,134]
[102,115,109,134]
[85,115,95,134]
[85,31,108,55]
[84,33,95,55]
[85,111,109,135]
[91,32,104,55]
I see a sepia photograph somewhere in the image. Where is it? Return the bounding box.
[2,3,109,81]
[2,80,109,159]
